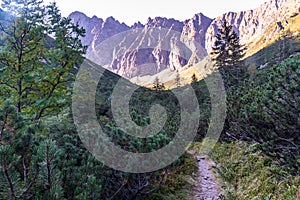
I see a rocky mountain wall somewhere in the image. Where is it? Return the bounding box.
[69,0,300,78]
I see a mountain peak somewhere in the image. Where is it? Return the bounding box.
[68,0,300,80]
[145,16,183,32]
[192,13,209,20]
[69,11,88,19]
[105,16,116,22]
[205,0,300,52]
[131,21,144,29]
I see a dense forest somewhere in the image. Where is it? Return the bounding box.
[0,0,299,199]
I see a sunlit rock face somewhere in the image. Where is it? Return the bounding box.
[69,12,212,78]
[69,0,300,78]
[205,0,300,53]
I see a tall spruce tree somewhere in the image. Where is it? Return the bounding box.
[211,20,246,89]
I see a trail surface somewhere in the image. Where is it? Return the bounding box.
[188,151,221,200]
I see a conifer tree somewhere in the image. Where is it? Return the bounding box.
[152,77,165,91]
[191,73,197,84]
[211,20,246,89]
[0,0,86,198]
[175,70,181,87]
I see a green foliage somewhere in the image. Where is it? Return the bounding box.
[225,53,300,173]
[0,0,86,120]
[1,1,297,199]
[147,153,197,200]
[152,77,166,91]
[0,0,86,199]
[34,139,63,199]
[211,20,247,89]
[91,61,212,198]
[245,32,300,69]
[212,141,300,200]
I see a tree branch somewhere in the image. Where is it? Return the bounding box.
[2,150,17,199]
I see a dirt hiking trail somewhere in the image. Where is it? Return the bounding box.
[188,150,222,200]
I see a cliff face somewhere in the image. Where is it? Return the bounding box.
[69,12,212,78]
[205,0,300,53]
[69,12,104,47]
[69,0,300,79]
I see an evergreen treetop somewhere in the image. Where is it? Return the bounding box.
[210,20,246,89]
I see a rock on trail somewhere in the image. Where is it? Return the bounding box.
[188,150,221,200]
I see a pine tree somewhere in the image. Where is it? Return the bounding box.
[0,0,86,119]
[152,77,165,91]
[211,20,246,89]
[175,70,181,87]
[191,73,197,84]
[0,0,86,198]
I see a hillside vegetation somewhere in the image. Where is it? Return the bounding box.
[150,51,300,200]
[0,0,299,199]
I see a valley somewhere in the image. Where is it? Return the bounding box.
[0,0,299,199]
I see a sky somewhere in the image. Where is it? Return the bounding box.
[34,1,267,25]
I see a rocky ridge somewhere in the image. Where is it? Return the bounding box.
[205,0,300,53]
[69,12,212,78]
[69,0,300,79]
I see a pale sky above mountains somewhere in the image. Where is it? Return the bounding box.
[38,0,267,25]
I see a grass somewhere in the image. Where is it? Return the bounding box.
[211,141,300,200]
[245,13,300,58]
[136,140,299,199]
[244,13,300,69]
[147,153,198,200]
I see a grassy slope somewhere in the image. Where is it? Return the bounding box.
[245,13,300,58]
[147,153,197,200]
[244,13,300,70]
[211,141,300,200]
